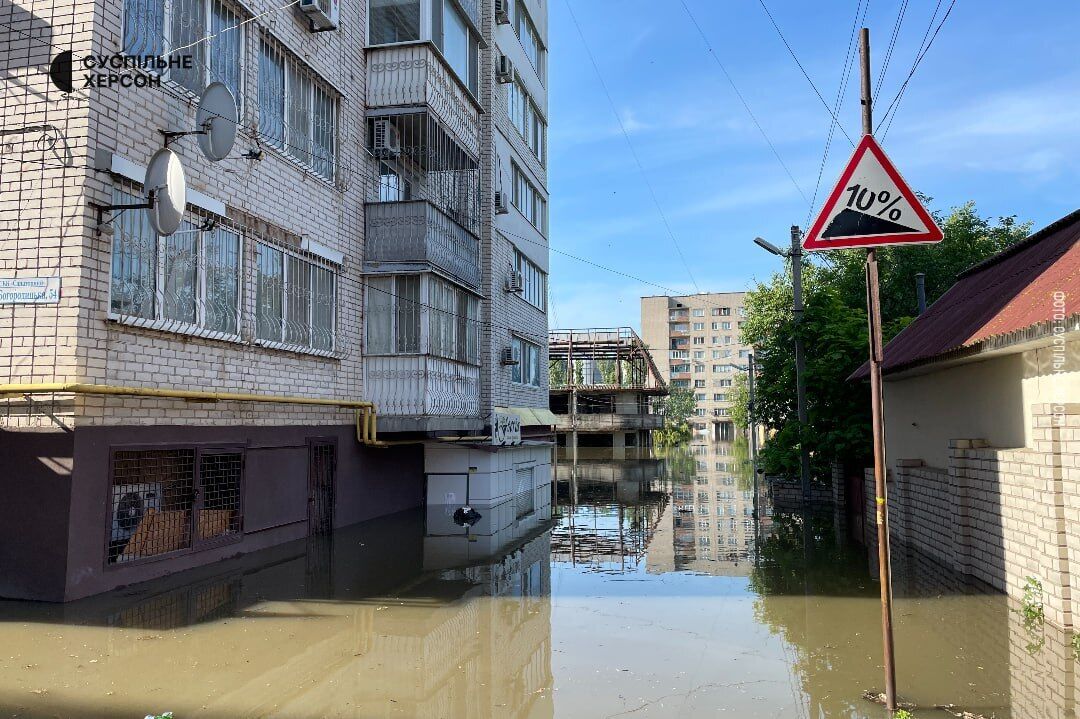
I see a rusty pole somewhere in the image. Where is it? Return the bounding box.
[860,27,898,711]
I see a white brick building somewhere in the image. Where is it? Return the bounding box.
[0,0,551,600]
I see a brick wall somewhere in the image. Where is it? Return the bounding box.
[865,403,1080,629]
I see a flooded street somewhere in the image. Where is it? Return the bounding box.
[0,444,1070,718]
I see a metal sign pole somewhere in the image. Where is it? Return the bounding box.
[860,27,898,711]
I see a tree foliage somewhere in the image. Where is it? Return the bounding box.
[653,387,696,447]
[733,201,1030,478]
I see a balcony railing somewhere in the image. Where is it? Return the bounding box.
[366,43,480,157]
[554,413,664,432]
[365,200,481,289]
[365,355,480,417]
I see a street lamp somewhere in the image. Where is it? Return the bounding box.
[754,227,812,513]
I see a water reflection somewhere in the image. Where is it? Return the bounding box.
[1,442,1077,717]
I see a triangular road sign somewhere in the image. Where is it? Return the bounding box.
[803,135,943,251]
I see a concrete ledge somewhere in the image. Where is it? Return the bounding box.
[378,415,485,434]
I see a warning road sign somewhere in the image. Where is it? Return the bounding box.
[803,135,943,251]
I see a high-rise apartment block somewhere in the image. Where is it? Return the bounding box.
[0,0,552,601]
[640,292,749,441]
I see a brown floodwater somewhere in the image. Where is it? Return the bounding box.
[0,447,1074,718]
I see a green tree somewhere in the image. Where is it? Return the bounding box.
[653,387,696,447]
[549,359,567,387]
[735,201,1030,478]
[598,359,618,385]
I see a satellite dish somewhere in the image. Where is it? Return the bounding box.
[195,82,238,162]
[144,148,187,236]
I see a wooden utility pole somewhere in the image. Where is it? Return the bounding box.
[860,27,898,711]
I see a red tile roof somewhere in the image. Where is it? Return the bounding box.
[852,208,1080,379]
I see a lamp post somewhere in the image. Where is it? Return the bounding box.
[754,229,811,512]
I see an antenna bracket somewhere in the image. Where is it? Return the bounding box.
[89,190,157,231]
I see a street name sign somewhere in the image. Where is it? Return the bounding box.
[803,135,943,251]
[0,276,60,304]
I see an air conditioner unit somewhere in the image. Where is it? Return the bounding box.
[372,118,401,158]
[505,269,523,293]
[495,0,510,24]
[494,190,509,214]
[495,54,514,83]
[501,347,519,365]
[300,0,339,31]
[110,483,162,543]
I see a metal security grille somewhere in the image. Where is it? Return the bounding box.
[109,449,195,563]
[108,448,244,564]
[515,466,535,520]
[198,452,243,541]
[308,442,336,535]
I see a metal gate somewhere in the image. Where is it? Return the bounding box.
[308,440,336,536]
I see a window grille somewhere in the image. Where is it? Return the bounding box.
[108,447,242,564]
[122,0,243,102]
[515,466,534,519]
[255,242,337,353]
[110,188,241,336]
[258,36,337,180]
[367,113,481,233]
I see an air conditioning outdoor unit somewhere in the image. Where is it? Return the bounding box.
[372,118,401,158]
[495,0,510,24]
[300,0,340,31]
[505,269,524,293]
[494,190,509,214]
[110,483,162,543]
[496,54,514,83]
[501,347,519,365]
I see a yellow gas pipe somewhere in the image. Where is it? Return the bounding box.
[0,383,383,446]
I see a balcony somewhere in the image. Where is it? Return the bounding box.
[365,355,480,417]
[366,200,481,290]
[366,43,480,157]
[554,413,664,433]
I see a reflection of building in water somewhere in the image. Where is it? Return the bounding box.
[649,441,769,576]
[550,467,669,571]
[0,512,553,719]
[549,328,668,460]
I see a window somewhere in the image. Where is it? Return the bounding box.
[123,0,243,102]
[255,242,337,352]
[671,323,689,332]
[712,393,722,401]
[515,466,535,519]
[110,189,240,337]
[711,350,721,359]
[692,337,705,345]
[720,379,733,387]
[369,0,421,44]
[692,322,704,331]
[722,322,731,330]
[258,38,337,181]
[695,408,706,416]
[508,78,546,162]
[694,380,705,388]
[671,379,689,388]
[366,275,420,354]
[511,163,547,232]
[671,363,690,373]
[515,250,547,310]
[512,336,542,386]
[711,322,718,330]
[515,1,546,82]
[711,336,719,344]
[437,0,478,94]
[693,351,704,359]
[692,308,705,317]
[108,447,242,564]
[429,275,480,363]
[711,308,720,316]
[695,393,706,401]
[739,349,750,358]
[720,307,731,316]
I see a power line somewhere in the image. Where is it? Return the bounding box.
[873,0,909,100]
[876,0,956,140]
[562,0,701,293]
[679,0,811,208]
[755,0,856,147]
[805,0,868,229]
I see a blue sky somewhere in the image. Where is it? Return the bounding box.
[545,0,1080,331]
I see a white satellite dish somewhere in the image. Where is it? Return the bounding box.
[144,148,187,236]
[195,82,238,162]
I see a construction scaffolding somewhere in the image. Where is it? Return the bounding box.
[548,328,667,393]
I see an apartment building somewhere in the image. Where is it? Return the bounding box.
[0,0,551,601]
[640,292,749,441]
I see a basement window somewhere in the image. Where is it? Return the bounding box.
[108,447,243,565]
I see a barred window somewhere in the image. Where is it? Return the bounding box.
[110,188,240,336]
[122,0,243,102]
[514,250,546,311]
[255,243,336,353]
[108,448,242,564]
[258,37,337,181]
